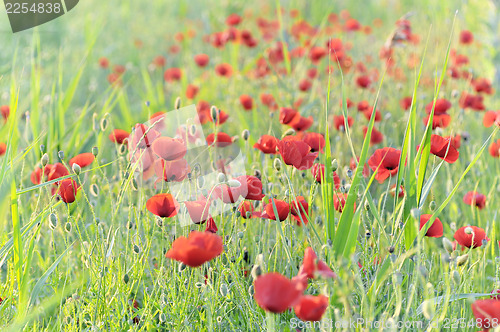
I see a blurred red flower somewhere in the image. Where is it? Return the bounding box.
[166,231,223,267]
[294,295,329,322]
[463,191,486,209]
[146,193,179,218]
[253,272,303,313]
[253,135,279,154]
[57,179,79,203]
[419,214,443,238]
[454,226,489,249]
[367,147,402,182]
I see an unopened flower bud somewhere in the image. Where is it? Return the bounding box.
[457,254,468,266]
[41,153,49,167]
[217,173,226,183]
[429,201,437,211]
[92,146,99,157]
[220,283,228,297]
[331,159,339,172]
[49,213,58,229]
[228,179,241,188]
[72,163,81,175]
[442,237,454,253]
[242,129,250,141]
[58,151,65,160]
[210,106,218,122]
[273,158,282,171]
[175,97,181,110]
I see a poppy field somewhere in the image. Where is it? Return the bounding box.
[0,0,500,331]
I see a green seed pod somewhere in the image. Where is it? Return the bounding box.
[41,153,49,167]
[159,313,166,323]
[64,222,72,232]
[237,231,244,239]
[133,245,140,254]
[175,97,181,110]
[178,262,187,272]
[429,201,437,211]
[273,158,282,171]
[217,173,226,183]
[331,159,339,172]
[242,129,250,141]
[49,213,58,229]
[58,151,65,160]
[72,163,81,175]
[195,282,204,289]
[123,273,129,284]
[457,254,468,266]
[210,106,218,122]
[118,144,127,155]
[442,237,454,254]
[100,117,108,131]
[92,147,99,157]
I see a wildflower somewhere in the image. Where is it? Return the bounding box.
[166,231,223,267]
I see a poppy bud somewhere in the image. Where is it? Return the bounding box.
[282,128,296,137]
[123,273,129,284]
[178,262,187,272]
[237,231,244,239]
[464,226,473,235]
[133,244,140,254]
[72,163,81,175]
[242,129,250,141]
[58,151,65,160]
[100,117,108,131]
[220,283,228,297]
[429,201,436,211]
[175,97,181,110]
[195,282,204,288]
[364,201,370,211]
[346,168,353,178]
[127,221,134,229]
[228,179,241,188]
[65,221,72,232]
[118,144,127,155]
[159,313,166,323]
[248,285,254,296]
[331,159,338,172]
[273,158,282,171]
[92,146,99,157]
[456,254,468,266]
[442,237,454,253]
[145,101,151,107]
[40,144,45,153]
[40,153,49,167]
[217,173,226,183]
[251,264,262,280]
[210,106,218,122]
[452,270,460,285]
[388,246,395,253]
[49,213,58,229]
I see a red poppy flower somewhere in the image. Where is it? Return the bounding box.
[367,147,402,182]
[307,68,318,79]
[261,198,290,221]
[340,98,354,109]
[253,135,279,154]
[0,143,6,156]
[151,137,186,161]
[215,63,233,77]
[98,57,109,68]
[400,97,413,111]
[164,68,182,82]
[459,92,485,111]
[471,299,500,331]
[226,13,241,26]
[166,231,223,267]
[298,79,312,92]
[47,163,70,182]
[290,196,309,225]
[454,226,489,249]
[350,157,370,178]
[279,107,299,125]
[310,163,341,189]
[131,124,161,149]
[356,75,371,88]
[194,54,210,67]
[146,193,179,218]
[333,193,355,212]
[299,247,336,279]
[483,111,500,128]
[333,115,353,131]
[0,105,9,120]
[389,184,405,198]
[363,126,384,145]
[345,18,361,31]
[185,84,199,99]
[417,134,459,163]
[184,200,211,224]
[277,136,318,170]
[294,295,329,322]
[423,113,452,129]
[109,129,130,144]
[253,273,303,313]
[260,93,278,110]
[239,94,254,111]
[205,217,218,233]
[206,132,233,147]
[212,184,242,204]
[459,30,474,44]
[308,46,327,64]
[489,139,500,158]
[425,99,451,115]
[235,175,265,201]
[69,153,95,168]
[154,159,190,182]
[463,191,486,209]
[363,108,382,122]
[302,132,325,153]
[57,179,79,203]
[152,55,166,67]
[288,115,314,132]
[419,214,443,238]
[472,78,494,95]
[239,201,260,219]
[444,134,462,149]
